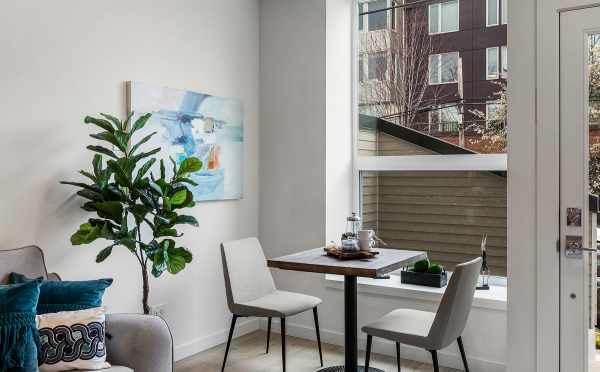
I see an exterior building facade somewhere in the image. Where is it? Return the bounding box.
[358,0,508,152]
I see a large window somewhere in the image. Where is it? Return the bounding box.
[428,0,459,35]
[355,0,508,276]
[429,52,459,85]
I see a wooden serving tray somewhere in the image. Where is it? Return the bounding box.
[324,247,379,260]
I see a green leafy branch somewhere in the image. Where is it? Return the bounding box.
[62,113,202,313]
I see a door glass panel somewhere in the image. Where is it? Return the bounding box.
[589,33,600,195]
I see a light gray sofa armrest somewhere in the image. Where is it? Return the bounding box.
[105,313,174,372]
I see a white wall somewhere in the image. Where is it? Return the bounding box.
[0,0,260,360]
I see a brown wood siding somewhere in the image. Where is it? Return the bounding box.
[376,171,507,276]
[359,130,507,276]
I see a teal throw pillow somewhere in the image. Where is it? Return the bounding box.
[9,273,112,315]
[0,278,42,372]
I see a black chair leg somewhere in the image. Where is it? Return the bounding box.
[221,315,238,372]
[266,317,272,354]
[365,335,373,370]
[457,337,470,372]
[430,350,440,372]
[281,318,286,372]
[313,307,323,366]
[396,342,401,372]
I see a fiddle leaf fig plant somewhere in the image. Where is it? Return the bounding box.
[62,113,201,314]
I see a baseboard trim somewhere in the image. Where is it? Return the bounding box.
[175,318,260,361]
[260,319,506,372]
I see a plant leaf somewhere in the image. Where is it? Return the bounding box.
[86,145,118,159]
[96,245,114,263]
[107,160,131,187]
[84,116,115,133]
[130,131,157,155]
[71,223,101,245]
[135,158,156,183]
[170,190,188,205]
[157,228,179,237]
[131,113,152,134]
[175,215,199,226]
[99,113,122,131]
[94,201,124,222]
[90,132,126,152]
[114,131,130,152]
[77,189,103,202]
[178,157,203,175]
[131,147,160,164]
[174,177,198,186]
[169,246,193,263]
[160,159,166,180]
[166,254,186,274]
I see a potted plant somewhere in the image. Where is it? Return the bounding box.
[401,258,448,288]
[62,113,201,314]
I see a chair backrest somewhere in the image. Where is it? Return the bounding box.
[0,246,48,284]
[220,238,276,312]
[428,257,482,349]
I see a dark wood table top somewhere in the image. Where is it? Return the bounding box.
[267,247,427,278]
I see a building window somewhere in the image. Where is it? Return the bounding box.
[486,47,499,79]
[487,0,499,26]
[368,0,388,31]
[428,0,459,35]
[367,52,388,81]
[429,105,461,133]
[429,52,459,85]
[487,46,507,79]
[501,0,507,24]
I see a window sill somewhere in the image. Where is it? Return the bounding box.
[324,274,507,311]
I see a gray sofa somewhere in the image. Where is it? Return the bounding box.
[0,245,174,372]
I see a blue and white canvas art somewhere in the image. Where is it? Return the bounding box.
[127,81,243,201]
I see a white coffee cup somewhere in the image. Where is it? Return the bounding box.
[358,230,374,251]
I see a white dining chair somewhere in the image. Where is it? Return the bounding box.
[220,237,323,372]
[362,257,482,372]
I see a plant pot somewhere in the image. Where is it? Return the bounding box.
[401,270,448,288]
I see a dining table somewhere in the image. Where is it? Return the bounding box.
[267,247,427,372]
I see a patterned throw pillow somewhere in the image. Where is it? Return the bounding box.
[36,307,110,371]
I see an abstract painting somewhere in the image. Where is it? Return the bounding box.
[127,81,243,201]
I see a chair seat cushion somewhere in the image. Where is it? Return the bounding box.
[235,290,322,317]
[79,366,133,372]
[361,309,436,349]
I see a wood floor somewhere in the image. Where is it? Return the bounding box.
[175,330,461,372]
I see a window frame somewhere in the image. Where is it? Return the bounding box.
[358,0,394,34]
[486,46,500,80]
[428,0,460,35]
[501,0,507,25]
[486,0,499,27]
[429,52,460,85]
[352,0,508,214]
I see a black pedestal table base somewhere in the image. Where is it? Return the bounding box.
[316,366,384,372]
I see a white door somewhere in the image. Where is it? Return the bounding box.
[560,7,599,371]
